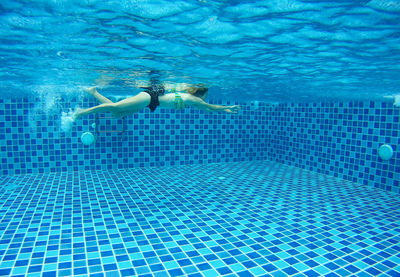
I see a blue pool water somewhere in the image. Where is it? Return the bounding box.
[1,0,400,101]
[1,1,400,276]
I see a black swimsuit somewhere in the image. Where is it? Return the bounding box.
[141,81,165,112]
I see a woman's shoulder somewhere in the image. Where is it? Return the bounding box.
[181,93,205,106]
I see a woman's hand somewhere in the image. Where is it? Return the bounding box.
[224,105,241,113]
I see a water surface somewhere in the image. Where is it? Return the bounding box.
[1,0,400,102]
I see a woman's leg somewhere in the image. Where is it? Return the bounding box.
[85,87,113,104]
[74,92,151,119]
[74,103,117,119]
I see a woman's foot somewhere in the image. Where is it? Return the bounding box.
[84,86,113,104]
[84,87,97,96]
[72,107,84,120]
[61,107,81,132]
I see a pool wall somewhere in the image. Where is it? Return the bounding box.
[265,102,399,194]
[0,98,399,193]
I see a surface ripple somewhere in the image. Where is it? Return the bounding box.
[0,0,399,101]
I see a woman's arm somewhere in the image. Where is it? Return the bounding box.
[185,95,241,113]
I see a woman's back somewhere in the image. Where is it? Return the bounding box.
[158,92,192,109]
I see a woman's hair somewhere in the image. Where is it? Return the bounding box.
[186,85,208,98]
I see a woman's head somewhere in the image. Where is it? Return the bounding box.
[186,85,208,99]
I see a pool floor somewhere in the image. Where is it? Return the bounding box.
[0,161,399,277]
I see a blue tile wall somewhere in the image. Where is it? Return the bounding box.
[0,97,399,193]
[0,96,267,174]
[264,101,400,194]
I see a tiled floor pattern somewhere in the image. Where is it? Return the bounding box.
[0,161,399,277]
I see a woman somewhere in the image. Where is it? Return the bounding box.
[73,84,240,119]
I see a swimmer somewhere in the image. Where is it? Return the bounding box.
[73,84,240,120]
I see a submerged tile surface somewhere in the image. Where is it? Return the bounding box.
[0,161,399,277]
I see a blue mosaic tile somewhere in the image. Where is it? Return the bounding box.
[0,161,399,276]
[264,101,400,193]
[0,98,399,194]
[0,97,267,175]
